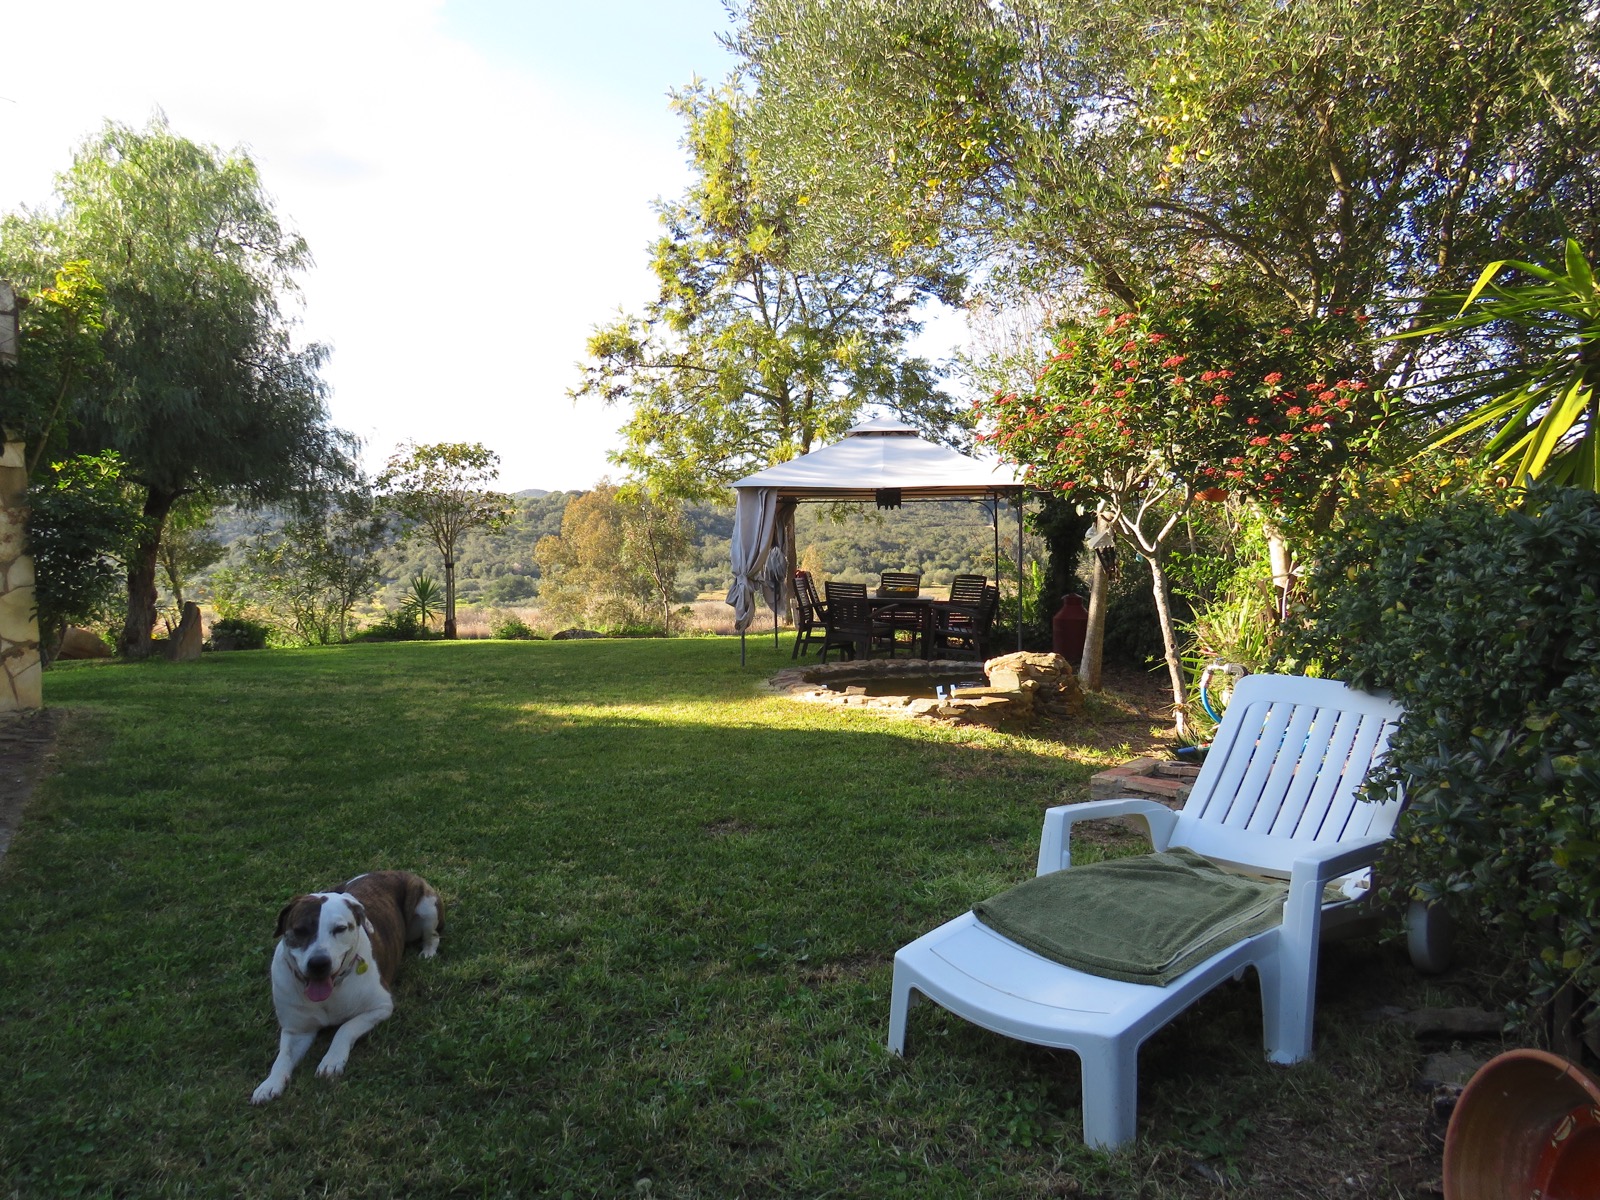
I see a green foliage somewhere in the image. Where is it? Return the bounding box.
[237,487,389,645]
[490,614,538,640]
[206,616,270,652]
[381,441,512,638]
[1,116,355,657]
[1286,484,1600,1030]
[1399,239,1600,490]
[738,0,1600,323]
[398,573,443,632]
[572,81,967,500]
[0,260,106,470]
[983,296,1383,529]
[534,482,693,634]
[24,452,140,657]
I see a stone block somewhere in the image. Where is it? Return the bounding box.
[57,627,113,660]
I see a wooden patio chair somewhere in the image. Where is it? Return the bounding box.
[821,583,895,662]
[888,674,1425,1149]
[791,571,828,659]
[875,571,924,652]
[933,585,999,660]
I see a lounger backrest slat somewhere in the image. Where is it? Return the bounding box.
[1179,675,1405,853]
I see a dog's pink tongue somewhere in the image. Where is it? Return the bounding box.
[305,979,333,1003]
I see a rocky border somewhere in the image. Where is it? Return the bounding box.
[769,652,1084,727]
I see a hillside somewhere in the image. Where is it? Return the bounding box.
[194,491,1046,615]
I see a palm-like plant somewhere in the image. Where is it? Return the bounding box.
[1402,239,1600,490]
[399,573,442,630]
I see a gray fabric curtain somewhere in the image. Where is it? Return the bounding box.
[726,487,779,632]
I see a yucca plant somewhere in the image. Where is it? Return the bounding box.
[1401,238,1600,490]
[399,573,442,630]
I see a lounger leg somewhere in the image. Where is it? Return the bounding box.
[887,971,922,1056]
[1259,959,1313,1064]
[1078,1036,1140,1150]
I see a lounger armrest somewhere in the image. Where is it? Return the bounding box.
[1282,836,1391,932]
[1037,799,1180,875]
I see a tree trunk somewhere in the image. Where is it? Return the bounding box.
[1266,522,1295,621]
[1146,552,1190,739]
[443,556,457,639]
[1079,515,1112,691]
[119,487,178,660]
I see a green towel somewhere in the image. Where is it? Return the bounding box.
[971,847,1288,986]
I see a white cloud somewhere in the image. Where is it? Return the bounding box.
[0,0,723,491]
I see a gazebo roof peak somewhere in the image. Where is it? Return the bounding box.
[842,416,920,437]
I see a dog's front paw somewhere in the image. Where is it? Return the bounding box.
[419,939,439,959]
[315,1053,348,1080]
[251,1078,285,1105]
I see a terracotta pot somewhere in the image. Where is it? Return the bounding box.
[1444,1048,1600,1200]
[1196,486,1229,502]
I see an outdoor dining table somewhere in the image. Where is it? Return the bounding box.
[867,596,958,659]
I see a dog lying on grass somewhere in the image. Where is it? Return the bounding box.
[252,870,442,1104]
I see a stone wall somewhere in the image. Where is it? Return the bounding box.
[0,437,42,711]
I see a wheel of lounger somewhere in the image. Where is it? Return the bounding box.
[1406,899,1453,975]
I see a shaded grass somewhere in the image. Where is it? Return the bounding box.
[1,639,1454,1198]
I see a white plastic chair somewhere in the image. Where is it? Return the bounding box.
[888,674,1410,1150]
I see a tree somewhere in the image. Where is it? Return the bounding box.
[982,294,1382,727]
[0,259,107,472]
[156,499,225,617]
[533,483,694,633]
[241,485,390,645]
[381,442,511,639]
[737,0,1600,338]
[0,117,355,659]
[619,491,694,634]
[24,452,140,659]
[572,81,967,502]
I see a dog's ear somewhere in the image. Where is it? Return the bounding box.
[346,897,375,936]
[273,897,302,939]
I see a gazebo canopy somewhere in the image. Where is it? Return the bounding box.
[726,419,1028,633]
[728,416,1025,501]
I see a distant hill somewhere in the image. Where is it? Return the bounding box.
[189,490,1046,613]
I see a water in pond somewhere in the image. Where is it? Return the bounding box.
[823,673,986,698]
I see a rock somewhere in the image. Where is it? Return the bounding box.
[56,627,113,660]
[1393,1007,1504,1038]
[984,651,1085,717]
[163,602,204,662]
[551,628,604,640]
[1419,1050,1491,1089]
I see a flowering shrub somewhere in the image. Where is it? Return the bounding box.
[980,296,1381,526]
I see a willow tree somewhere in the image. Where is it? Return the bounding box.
[0,117,353,657]
[572,81,968,501]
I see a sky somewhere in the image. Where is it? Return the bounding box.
[0,0,928,493]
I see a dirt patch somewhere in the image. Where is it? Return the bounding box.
[0,707,63,860]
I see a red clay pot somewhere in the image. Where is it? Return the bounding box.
[1443,1048,1600,1200]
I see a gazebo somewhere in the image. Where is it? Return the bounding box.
[726,418,1031,661]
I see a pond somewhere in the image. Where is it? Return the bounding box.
[822,671,986,699]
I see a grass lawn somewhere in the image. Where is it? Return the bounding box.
[1,638,1467,1198]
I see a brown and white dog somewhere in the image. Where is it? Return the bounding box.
[251,870,442,1104]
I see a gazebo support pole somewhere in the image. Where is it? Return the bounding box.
[1016,497,1025,652]
[740,629,746,667]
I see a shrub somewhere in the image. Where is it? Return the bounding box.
[355,610,431,642]
[491,615,538,640]
[208,617,271,652]
[1285,484,1600,1039]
